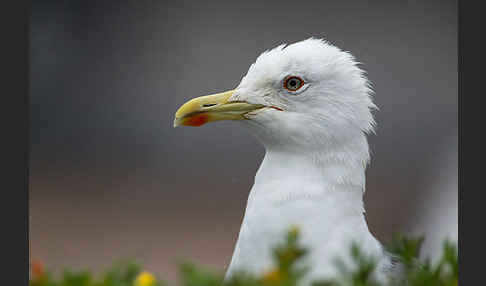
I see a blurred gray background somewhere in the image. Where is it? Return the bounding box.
[30,0,457,281]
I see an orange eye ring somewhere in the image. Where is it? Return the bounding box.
[283,76,305,92]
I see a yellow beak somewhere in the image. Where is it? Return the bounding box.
[173,90,264,127]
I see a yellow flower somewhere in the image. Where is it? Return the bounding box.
[261,268,284,285]
[134,271,156,286]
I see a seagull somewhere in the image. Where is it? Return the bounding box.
[173,38,393,283]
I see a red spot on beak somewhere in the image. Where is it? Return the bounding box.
[183,113,209,126]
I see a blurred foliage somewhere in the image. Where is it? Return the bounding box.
[29,228,457,286]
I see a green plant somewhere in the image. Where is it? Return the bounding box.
[29,229,458,286]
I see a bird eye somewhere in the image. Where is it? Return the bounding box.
[283,76,304,92]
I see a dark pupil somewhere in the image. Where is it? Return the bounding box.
[289,80,297,87]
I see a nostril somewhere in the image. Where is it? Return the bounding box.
[202,104,217,108]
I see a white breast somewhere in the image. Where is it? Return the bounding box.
[225,149,390,283]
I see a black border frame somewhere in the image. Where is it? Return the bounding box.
[1,1,30,284]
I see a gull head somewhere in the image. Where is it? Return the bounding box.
[174,38,377,149]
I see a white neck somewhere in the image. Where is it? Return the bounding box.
[227,126,386,281]
[249,128,370,208]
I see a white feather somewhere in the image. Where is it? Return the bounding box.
[225,38,390,283]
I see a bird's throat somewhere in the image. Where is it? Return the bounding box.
[251,132,370,200]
